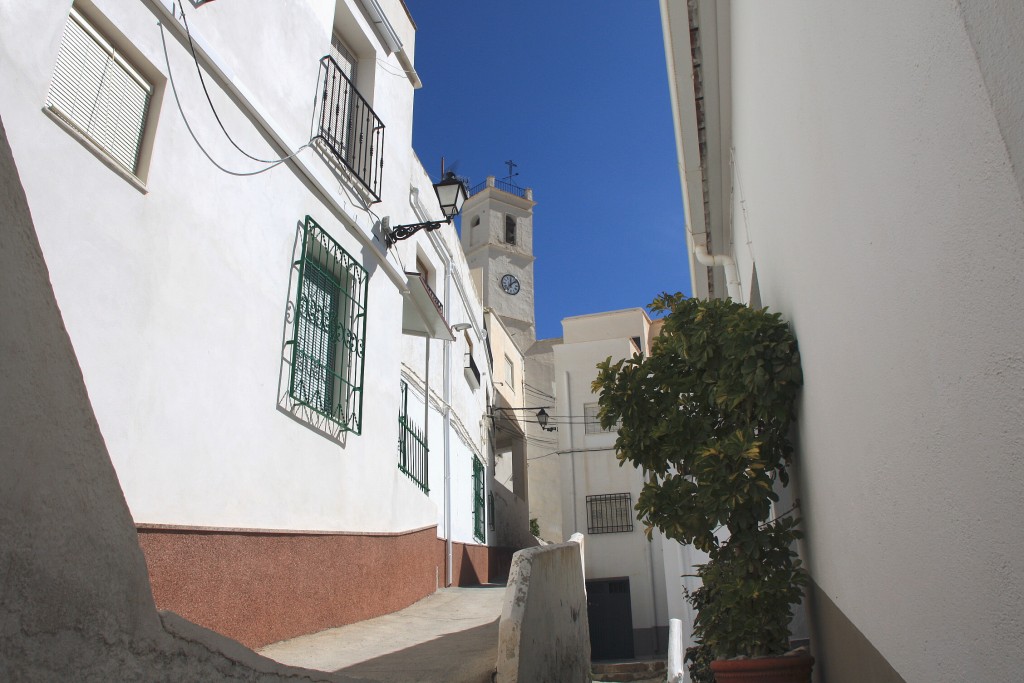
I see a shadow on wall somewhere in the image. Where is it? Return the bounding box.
[0,114,356,682]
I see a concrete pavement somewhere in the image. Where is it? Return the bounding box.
[257,584,506,683]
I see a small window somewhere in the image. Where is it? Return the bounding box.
[289,216,369,434]
[471,215,481,227]
[586,493,634,534]
[504,355,515,389]
[46,7,154,175]
[504,214,517,245]
[584,402,620,434]
[473,456,486,542]
[584,403,604,434]
[398,380,428,492]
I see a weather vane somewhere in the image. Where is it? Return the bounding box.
[504,159,519,183]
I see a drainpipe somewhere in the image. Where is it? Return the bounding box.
[564,370,578,534]
[693,240,742,302]
[647,537,661,654]
[356,0,423,88]
[423,338,430,473]
[443,260,453,587]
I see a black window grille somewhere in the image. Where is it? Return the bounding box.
[398,380,428,493]
[586,493,634,534]
[289,216,368,434]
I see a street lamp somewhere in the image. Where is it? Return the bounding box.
[384,172,468,249]
[536,408,557,432]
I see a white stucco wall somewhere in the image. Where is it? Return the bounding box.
[554,310,668,639]
[673,1,1024,679]
[525,338,562,542]
[0,0,489,539]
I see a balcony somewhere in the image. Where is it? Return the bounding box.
[464,352,481,389]
[313,55,384,202]
[402,271,453,341]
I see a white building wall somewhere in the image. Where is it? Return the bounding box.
[554,310,669,655]
[0,0,485,535]
[665,1,1024,680]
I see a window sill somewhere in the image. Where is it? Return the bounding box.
[42,106,148,195]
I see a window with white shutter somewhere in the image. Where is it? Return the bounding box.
[45,7,153,175]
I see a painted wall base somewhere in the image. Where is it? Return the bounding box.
[809,579,905,683]
[138,526,516,648]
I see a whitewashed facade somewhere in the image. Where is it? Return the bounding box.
[552,308,676,659]
[662,1,1024,681]
[0,0,514,648]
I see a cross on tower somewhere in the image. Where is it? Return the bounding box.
[504,159,518,183]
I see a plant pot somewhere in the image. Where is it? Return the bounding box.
[710,653,814,683]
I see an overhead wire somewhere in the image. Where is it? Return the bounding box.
[176,1,287,164]
[158,5,314,177]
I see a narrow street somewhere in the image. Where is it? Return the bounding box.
[258,585,506,683]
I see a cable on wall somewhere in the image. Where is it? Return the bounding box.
[174,1,311,166]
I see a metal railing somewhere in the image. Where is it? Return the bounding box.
[313,55,384,202]
[468,177,528,198]
[418,272,443,316]
[398,381,428,493]
[586,493,634,534]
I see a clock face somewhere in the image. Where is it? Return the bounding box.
[501,273,521,295]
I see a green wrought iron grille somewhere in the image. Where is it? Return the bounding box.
[398,380,429,492]
[472,456,486,542]
[289,216,368,434]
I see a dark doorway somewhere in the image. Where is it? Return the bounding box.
[587,578,635,660]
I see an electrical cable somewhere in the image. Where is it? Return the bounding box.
[176,1,305,165]
[158,21,312,177]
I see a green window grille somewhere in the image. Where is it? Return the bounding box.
[398,380,428,493]
[289,215,368,434]
[472,456,486,542]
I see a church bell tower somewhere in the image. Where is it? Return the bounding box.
[459,175,537,348]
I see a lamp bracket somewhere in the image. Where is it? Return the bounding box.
[383,218,449,249]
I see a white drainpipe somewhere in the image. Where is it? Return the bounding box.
[693,240,742,302]
[443,259,453,586]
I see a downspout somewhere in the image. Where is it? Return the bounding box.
[443,259,453,586]
[647,537,661,653]
[693,241,742,302]
[565,370,578,534]
[356,0,423,89]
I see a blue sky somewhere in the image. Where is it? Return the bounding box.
[405,1,691,341]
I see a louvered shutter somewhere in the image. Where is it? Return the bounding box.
[46,8,152,174]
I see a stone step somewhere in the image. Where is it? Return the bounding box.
[592,659,667,682]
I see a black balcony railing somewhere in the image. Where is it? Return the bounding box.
[419,272,443,316]
[313,55,384,202]
[468,177,528,198]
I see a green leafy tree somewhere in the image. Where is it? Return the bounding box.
[593,294,806,680]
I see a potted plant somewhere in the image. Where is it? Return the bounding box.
[593,294,811,683]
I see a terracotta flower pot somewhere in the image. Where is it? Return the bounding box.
[710,653,814,683]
